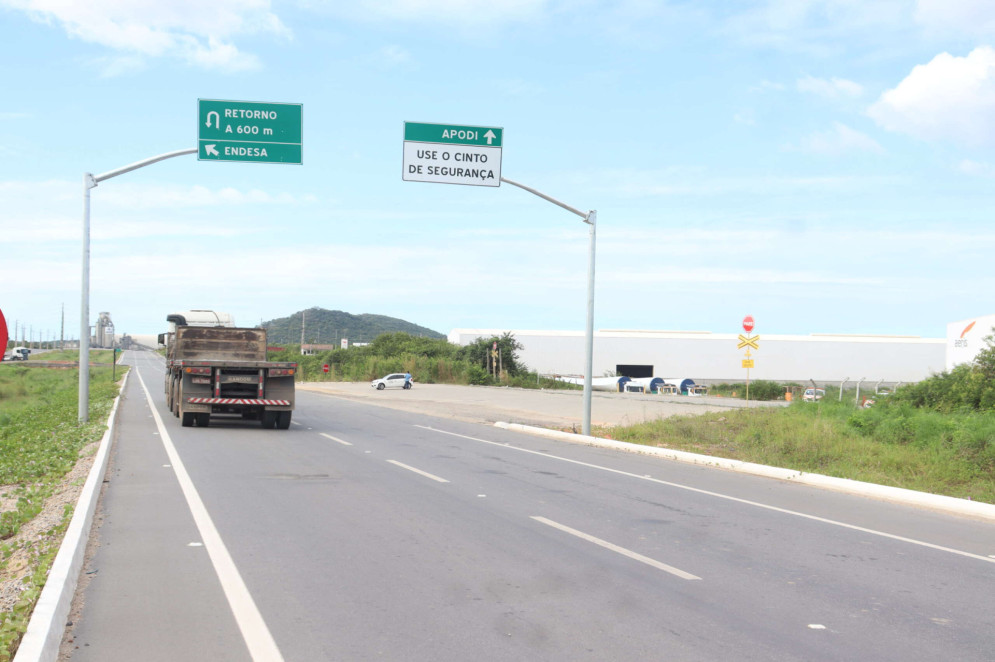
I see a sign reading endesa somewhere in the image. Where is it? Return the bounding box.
[198,99,303,165]
[403,122,503,187]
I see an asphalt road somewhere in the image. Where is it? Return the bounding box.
[64,350,995,661]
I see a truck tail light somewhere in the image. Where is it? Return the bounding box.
[269,368,295,377]
[185,367,211,375]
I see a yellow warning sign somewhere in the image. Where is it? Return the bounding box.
[742,359,755,369]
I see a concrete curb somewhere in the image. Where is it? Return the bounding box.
[494,421,995,523]
[14,370,130,662]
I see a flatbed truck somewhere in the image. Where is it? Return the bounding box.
[161,320,296,429]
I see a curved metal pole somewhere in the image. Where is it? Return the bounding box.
[79,147,197,423]
[500,177,596,435]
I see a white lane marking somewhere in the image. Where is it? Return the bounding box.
[386,460,449,483]
[291,421,303,427]
[416,425,995,566]
[136,369,285,662]
[188,542,204,547]
[531,516,700,580]
[808,624,826,630]
[320,433,352,446]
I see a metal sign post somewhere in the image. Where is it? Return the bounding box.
[500,177,596,436]
[400,122,597,436]
[80,148,197,422]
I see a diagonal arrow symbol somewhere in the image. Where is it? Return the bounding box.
[205,144,219,157]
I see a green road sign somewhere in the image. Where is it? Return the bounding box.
[404,122,502,147]
[403,121,503,187]
[198,99,303,165]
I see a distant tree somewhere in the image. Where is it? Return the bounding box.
[455,333,525,375]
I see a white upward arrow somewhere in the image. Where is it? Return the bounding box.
[484,130,496,145]
[205,111,219,129]
[205,144,219,156]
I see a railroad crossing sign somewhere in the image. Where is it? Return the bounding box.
[737,334,760,350]
[198,99,303,164]
[403,121,503,187]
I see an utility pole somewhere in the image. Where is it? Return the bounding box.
[60,304,65,349]
[300,309,306,353]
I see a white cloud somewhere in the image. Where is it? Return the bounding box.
[377,45,413,68]
[336,0,548,27]
[793,122,883,155]
[868,46,995,145]
[0,0,288,72]
[958,159,995,176]
[797,75,863,98]
[915,0,995,37]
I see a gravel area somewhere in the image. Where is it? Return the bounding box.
[297,381,785,429]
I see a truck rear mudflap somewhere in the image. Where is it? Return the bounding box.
[187,398,291,406]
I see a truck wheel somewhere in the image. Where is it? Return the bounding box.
[181,412,195,427]
[173,380,181,418]
[276,411,292,430]
[261,412,277,429]
[196,413,210,427]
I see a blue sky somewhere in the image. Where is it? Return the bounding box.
[1,0,994,342]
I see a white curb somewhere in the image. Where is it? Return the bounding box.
[14,370,130,662]
[493,421,995,523]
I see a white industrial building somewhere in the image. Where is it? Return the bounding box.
[448,328,947,384]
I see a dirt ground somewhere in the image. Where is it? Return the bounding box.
[297,381,783,430]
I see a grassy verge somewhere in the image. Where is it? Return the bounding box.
[601,399,995,504]
[19,350,114,363]
[0,363,126,660]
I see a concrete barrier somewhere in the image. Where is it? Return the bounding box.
[494,421,995,522]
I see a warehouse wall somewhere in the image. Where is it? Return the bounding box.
[448,329,946,383]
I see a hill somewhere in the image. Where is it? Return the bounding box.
[262,308,445,346]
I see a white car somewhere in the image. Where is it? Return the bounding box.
[371,373,412,390]
[802,387,825,402]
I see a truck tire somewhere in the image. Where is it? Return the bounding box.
[181,412,195,427]
[196,413,210,427]
[276,411,292,430]
[261,412,277,429]
[172,379,181,418]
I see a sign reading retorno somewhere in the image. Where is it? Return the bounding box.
[403,122,503,187]
[198,99,303,165]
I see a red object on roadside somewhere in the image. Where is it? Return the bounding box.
[0,308,7,357]
[322,364,330,373]
[742,315,755,333]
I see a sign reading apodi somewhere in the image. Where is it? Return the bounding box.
[403,122,503,187]
[198,99,303,165]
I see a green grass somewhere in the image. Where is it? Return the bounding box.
[601,399,995,503]
[20,349,115,363]
[0,363,126,660]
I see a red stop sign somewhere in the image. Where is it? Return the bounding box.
[742,315,755,333]
[0,308,7,357]
[322,364,330,373]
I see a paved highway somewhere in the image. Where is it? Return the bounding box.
[64,350,995,661]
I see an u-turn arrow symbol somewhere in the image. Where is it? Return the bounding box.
[206,111,219,128]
